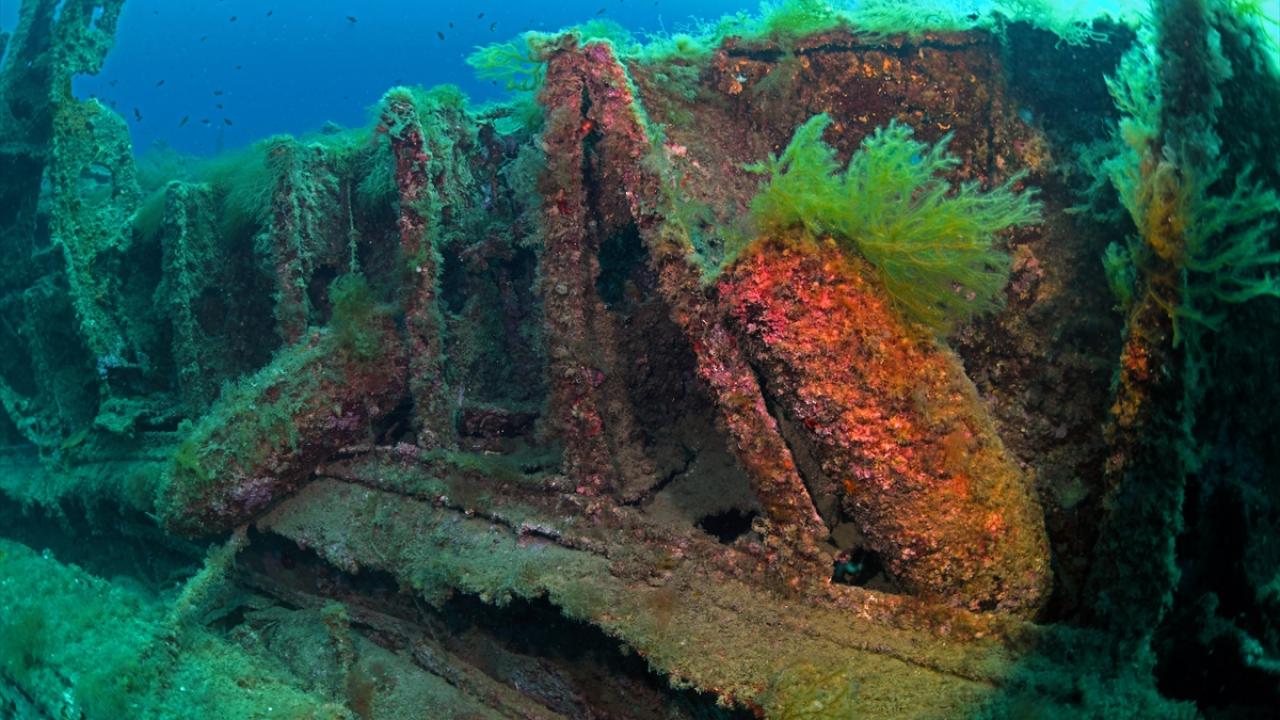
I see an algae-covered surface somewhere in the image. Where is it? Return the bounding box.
[2,1,1279,718]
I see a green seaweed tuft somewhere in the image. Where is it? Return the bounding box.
[171,434,213,488]
[1102,34,1280,346]
[746,114,1042,332]
[328,273,389,361]
[354,134,398,211]
[467,33,548,92]
[1102,241,1138,310]
[745,114,844,238]
[130,185,168,242]
[198,140,279,239]
[757,0,847,38]
[467,20,635,137]
[135,142,197,192]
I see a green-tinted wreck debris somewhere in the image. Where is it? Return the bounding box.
[156,317,408,536]
[0,539,351,719]
[2,0,1279,717]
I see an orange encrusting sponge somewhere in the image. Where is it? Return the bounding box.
[722,235,1052,617]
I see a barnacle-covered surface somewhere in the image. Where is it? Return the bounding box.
[1,1,1278,718]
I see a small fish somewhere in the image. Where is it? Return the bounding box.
[437,30,445,40]
[267,10,273,17]
[235,65,243,70]
[200,35,208,42]
[213,89,224,96]
[449,22,454,28]
[178,115,189,127]
[346,15,358,24]
[216,103,224,109]
[201,118,211,125]
[477,12,485,19]
[133,107,142,121]
[229,15,237,22]
[489,22,497,31]
[224,118,233,126]
[108,79,118,87]
[155,79,165,87]
[597,7,606,14]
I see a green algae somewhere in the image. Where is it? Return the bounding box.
[157,337,325,523]
[198,140,280,240]
[1074,4,1280,709]
[466,0,1148,117]
[328,273,392,362]
[1097,0,1280,420]
[467,33,549,92]
[2,0,1278,715]
[745,114,1042,332]
[260,478,1008,718]
[1102,240,1137,310]
[0,539,350,720]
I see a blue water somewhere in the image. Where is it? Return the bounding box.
[0,0,755,156]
